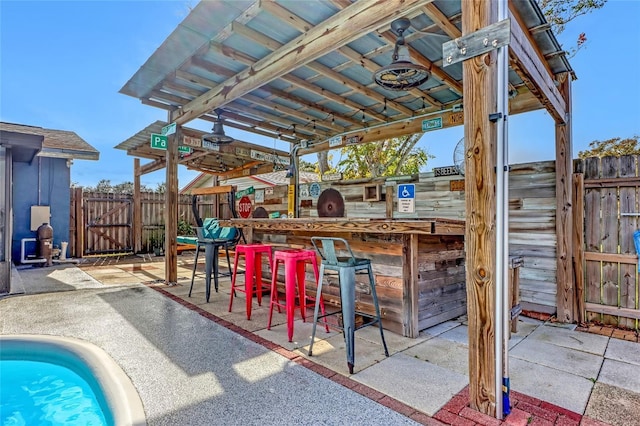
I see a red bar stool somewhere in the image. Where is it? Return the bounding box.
[267,249,329,342]
[229,244,273,320]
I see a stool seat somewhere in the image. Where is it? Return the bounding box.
[267,249,328,342]
[229,244,273,320]
[308,237,388,374]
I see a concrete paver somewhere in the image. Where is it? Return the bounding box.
[5,260,640,426]
[354,353,469,415]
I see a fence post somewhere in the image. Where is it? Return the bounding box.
[572,173,585,324]
[74,187,84,258]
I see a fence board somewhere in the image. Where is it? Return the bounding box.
[618,156,638,328]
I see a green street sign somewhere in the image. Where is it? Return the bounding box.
[161,122,176,136]
[236,186,255,199]
[150,133,168,150]
[422,117,443,132]
[151,133,190,153]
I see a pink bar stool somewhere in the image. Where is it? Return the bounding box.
[267,249,329,342]
[229,244,273,320]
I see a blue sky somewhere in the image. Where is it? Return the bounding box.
[1,0,639,189]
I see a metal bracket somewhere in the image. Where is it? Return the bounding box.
[442,18,511,67]
[489,112,503,122]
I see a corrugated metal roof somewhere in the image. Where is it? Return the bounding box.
[0,122,99,160]
[120,0,574,156]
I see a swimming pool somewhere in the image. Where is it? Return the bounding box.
[0,335,146,426]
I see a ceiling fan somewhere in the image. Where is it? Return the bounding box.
[373,18,430,91]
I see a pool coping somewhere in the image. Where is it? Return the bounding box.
[0,334,146,426]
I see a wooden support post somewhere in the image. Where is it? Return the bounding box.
[74,186,84,258]
[555,73,574,323]
[165,124,179,285]
[462,0,498,416]
[402,234,419,338]
[385,185,394,218]
[572,173,585,323]
[133,158,142,254]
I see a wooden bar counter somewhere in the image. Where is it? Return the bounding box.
[219,218,466,338]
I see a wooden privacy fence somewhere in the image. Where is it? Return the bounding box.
[576,155,640,329]
[69,189,212,256]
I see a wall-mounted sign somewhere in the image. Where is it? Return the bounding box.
[322,173,342,181]
[422,117,443,132]
[397,184,415,213]
[255,189,265,203]
[433,166,460,177]
[299,184,309,197]
[235,147,250,157]
[287,184,295,218]
[346,135,360,145]
[202,140,221,151]
[448,112,464,125]
[309,182,321,198]
[250,149,290,165]
[182,135,201,147]
[328,135,343,148]
[450,180,465,191]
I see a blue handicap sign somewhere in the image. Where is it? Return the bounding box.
[397,184,415,199]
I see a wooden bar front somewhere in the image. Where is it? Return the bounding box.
[220,218,465,338]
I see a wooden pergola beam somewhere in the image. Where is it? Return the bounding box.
[508,9,566,123]
[138,158,166,175]
[170,0,434,125]
[298,89,543,155]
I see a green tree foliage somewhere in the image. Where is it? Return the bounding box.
[337,134,432,179]
[83,179,154,193]
[538,0,607,56]
[577,136,640,159]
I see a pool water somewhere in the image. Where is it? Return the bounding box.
[0,360,108,426]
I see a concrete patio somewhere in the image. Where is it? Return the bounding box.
[2,258,639,425]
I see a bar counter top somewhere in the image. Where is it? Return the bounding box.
[218,217,465,235]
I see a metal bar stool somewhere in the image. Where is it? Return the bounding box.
[229,244,273,320]
[267,249,329,342]
[189,226,237,302]
[308,237,389,374]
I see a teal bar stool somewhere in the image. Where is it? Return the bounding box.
[308,237,389,374]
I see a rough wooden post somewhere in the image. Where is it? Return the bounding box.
[165,124,179,285]
[555,73,574,323]
[462,0,498,416]
[386,185,394,218]
[133,158,142,254]
[401,233,419,338]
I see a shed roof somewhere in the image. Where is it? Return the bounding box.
[0,122,99,160]
[120,0,573,153]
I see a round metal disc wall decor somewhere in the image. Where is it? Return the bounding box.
[317,188,345,217]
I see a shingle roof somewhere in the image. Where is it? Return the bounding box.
[0,122,99,160]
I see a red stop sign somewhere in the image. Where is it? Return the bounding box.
[238,196,252,218]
